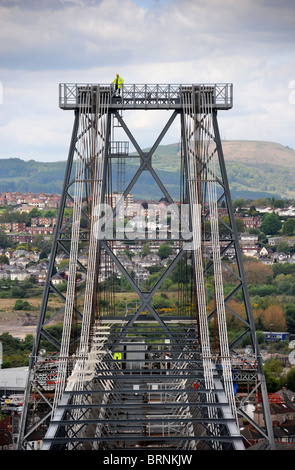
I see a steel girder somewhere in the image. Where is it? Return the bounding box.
[18,84,274,451]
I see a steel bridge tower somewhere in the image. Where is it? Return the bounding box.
[18,82,274,450]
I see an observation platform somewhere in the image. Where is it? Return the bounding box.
[59,83,233,111]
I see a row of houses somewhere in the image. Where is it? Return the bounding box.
[0,263,47,284]
[238,233,295,263]
[0,192,61,208]
[0,250,172,287]
[242,388,295,447]
[0,249,47,284]
[0,217,68,237]
[58,251,170,285]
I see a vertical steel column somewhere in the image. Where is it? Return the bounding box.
[17,110,80,449]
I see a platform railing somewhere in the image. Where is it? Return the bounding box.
[59,83,233,110]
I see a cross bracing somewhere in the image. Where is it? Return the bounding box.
[17,83,274,450]
[40,320,243,450]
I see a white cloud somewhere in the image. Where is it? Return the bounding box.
[0,0,294,161]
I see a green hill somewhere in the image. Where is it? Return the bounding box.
[0,158,67,194]
[0,140,294,200]
[222,140,295,200]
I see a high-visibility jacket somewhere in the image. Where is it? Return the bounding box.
[114,352,122,361]
[112,75,124,89]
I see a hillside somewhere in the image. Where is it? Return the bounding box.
[0,140,294,200]
[222,140,295,200]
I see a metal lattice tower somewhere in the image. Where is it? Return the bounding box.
[17,83,274,450]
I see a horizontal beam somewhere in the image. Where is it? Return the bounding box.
[43,434,242,444]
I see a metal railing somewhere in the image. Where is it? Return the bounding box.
[59,83,233,110]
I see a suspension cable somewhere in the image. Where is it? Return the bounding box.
[53,88,91,412]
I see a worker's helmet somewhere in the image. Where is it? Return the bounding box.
[116,73,119,76]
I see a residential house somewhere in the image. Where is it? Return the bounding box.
[26,262,48,284]
[235,215,261,229]
[11,258,30,268]
[10,266,30,282]
[133,265,150,284]
[7,233,33,244]
[239,233,259,258]
[259,246,273,258]
[51,274,65,286]
[12,249,29,257]
[276,206,295,217]
[253,388,295,430]
[31,217,57,227]
[272,422,295,444]
[241,245,260,257]
[55,253,69,265]
[27,226,55,236]
[141,254,161,267]
[260,258,273,266]
[117,254,134,272]
[240,233,259,245]
[0,269,10,280]
[0,222,26,233]
[35,266,47,285]
[256,206,273,214]
[271,252,293,263]
[268,236,284,246]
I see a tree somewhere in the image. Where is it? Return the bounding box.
[158,244,172,259]
[260,212,282,235]
[44,209,56,217]
[286,305,295,334]
[254,197,270,208]
[260,304,287,331]
[248,228,260,235]
[264,357,284,379]
[248,205,258,217]
[276,240,290,254]
[0,230,9,248]
[243,260,273,285]
[33,234,52,255]
[29,207,42,218]
[23,334,34,351]
[0,255,9,264]
[263,367,281,392]
[141,242,151,257]
[273,199,285,209]
[14,299,31,310]
[0,332,35,368]
[233,198,245,211]
[219,216,244,235]
[39,251,48,260]
[283,218,295,235]
[286,367,295,392]
[235,218,245,233]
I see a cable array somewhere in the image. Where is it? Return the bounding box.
[182,86,238,434]
[203,93,238,425]
[52,91,91,412]
[181,90,216,415]
[52,88,110,413]
[74,89,110,392]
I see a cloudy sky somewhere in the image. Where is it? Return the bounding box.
[0,0,294,161]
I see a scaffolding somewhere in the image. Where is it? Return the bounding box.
[17,83,274,450]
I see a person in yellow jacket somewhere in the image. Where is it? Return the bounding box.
[112,73,124,95]
[113,349,122,365]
